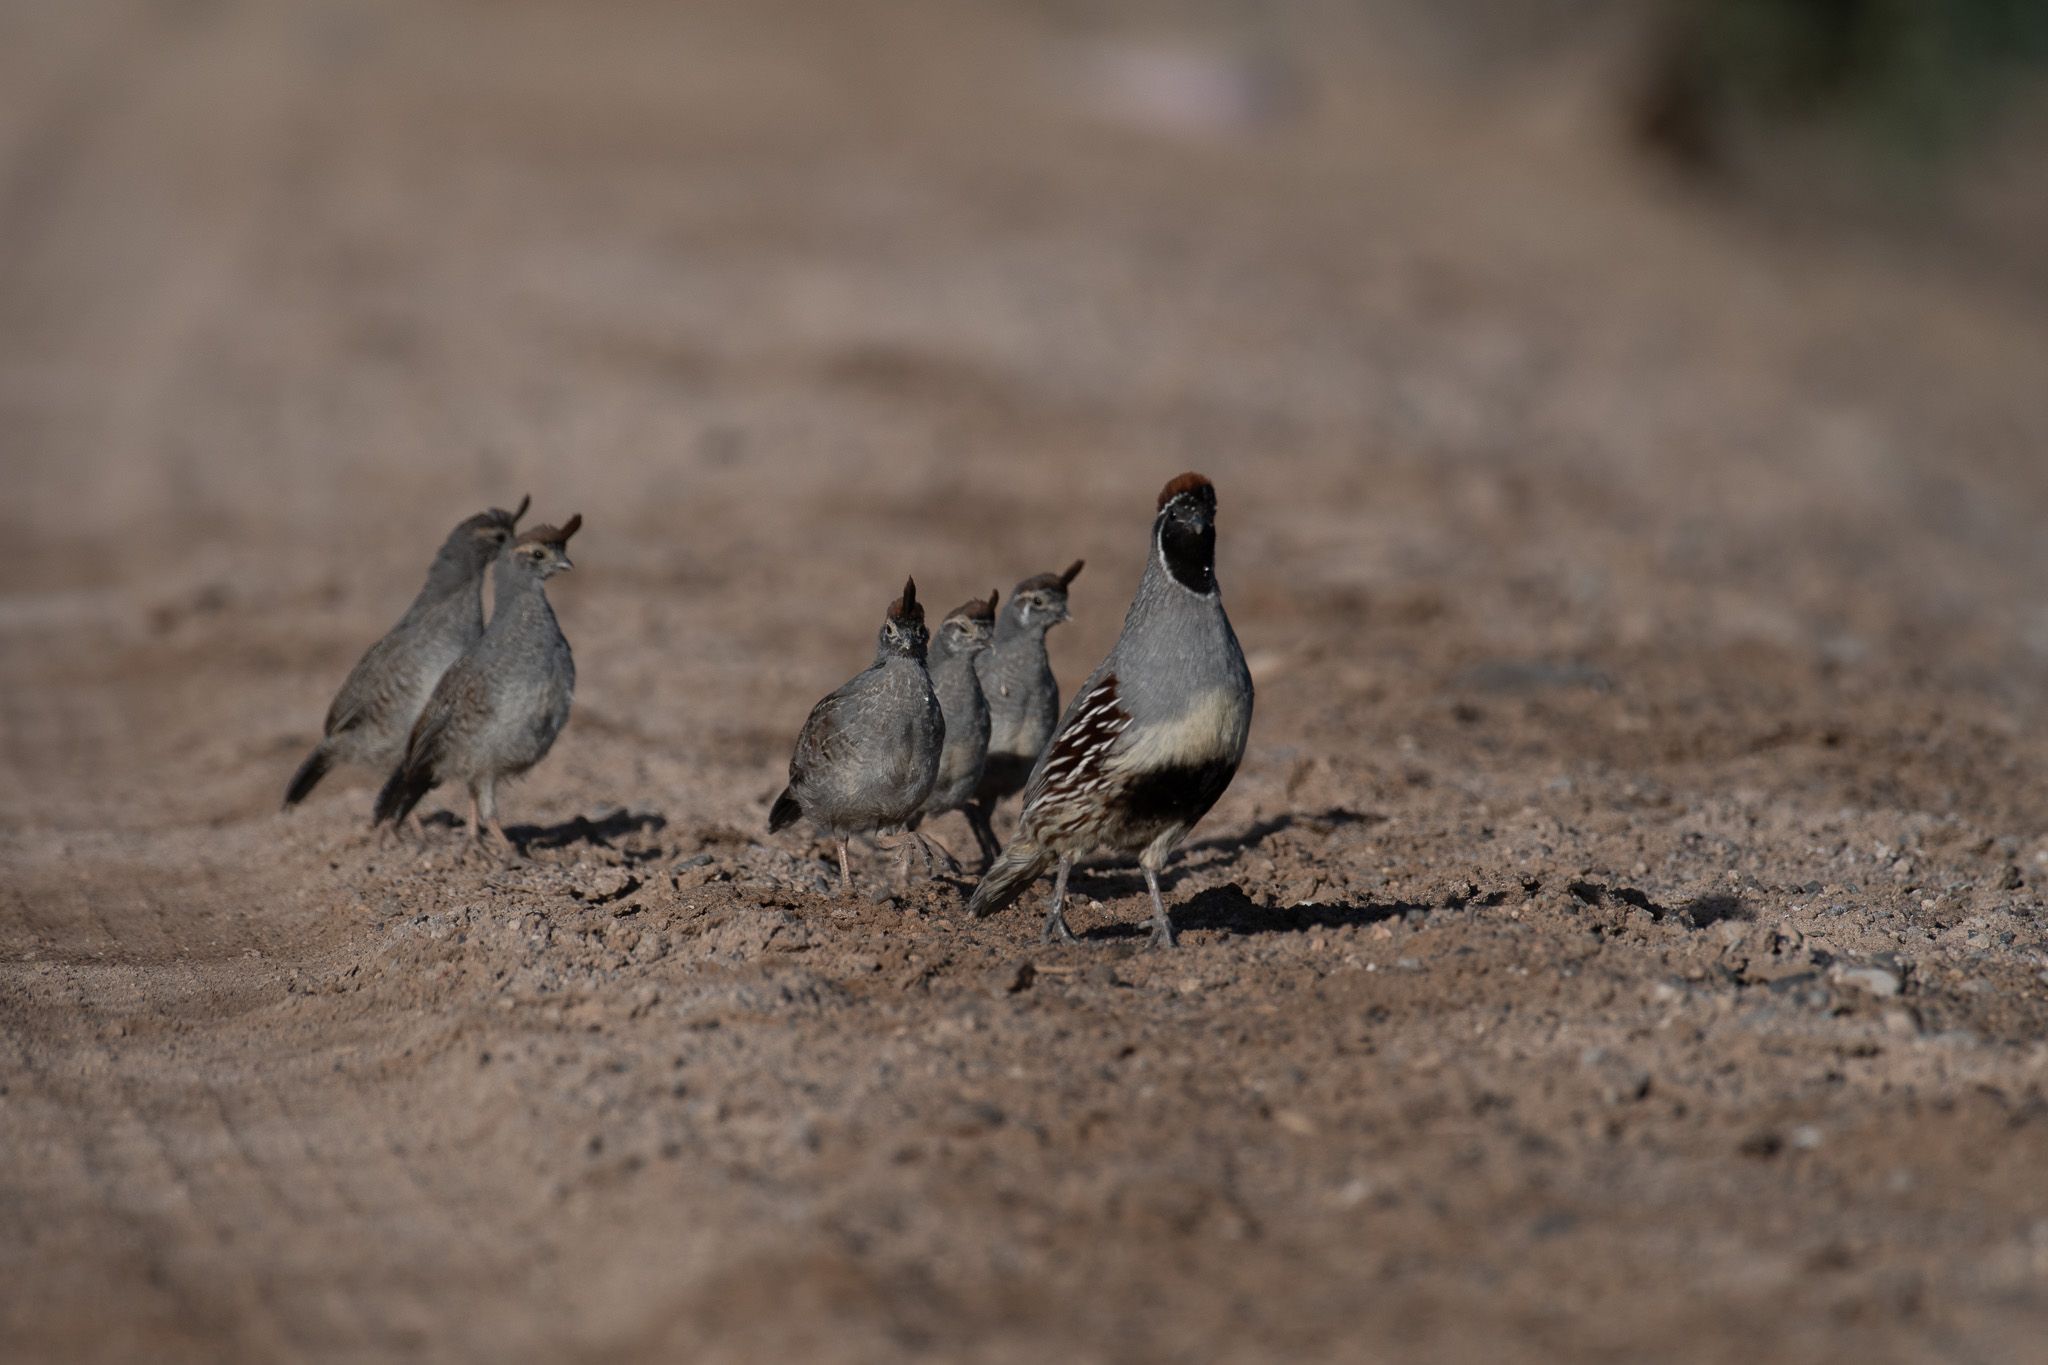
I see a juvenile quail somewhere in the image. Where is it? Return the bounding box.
[373,516,581,853]
[284,496,528,813]
[966,474,1251,948]
[769,578,945,893]
[967,558,1083,862]
[909,591,998,859]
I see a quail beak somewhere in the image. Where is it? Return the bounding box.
[557,555,573,573]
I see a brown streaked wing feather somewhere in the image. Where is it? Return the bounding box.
[1021,672,1130,817]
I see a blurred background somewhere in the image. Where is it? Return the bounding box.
[7,0,2048,727]
[12,7,2048,1359]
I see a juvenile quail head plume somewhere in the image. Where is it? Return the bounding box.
[969,558,1083,864]
[283,495,529,814]
[966,474,1251,948]
[911,591,1000,861]
[769,576,946,894]
[373,514,581,856]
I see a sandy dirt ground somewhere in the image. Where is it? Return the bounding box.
[7,1,2048,1361]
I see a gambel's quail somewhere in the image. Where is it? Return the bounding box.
[909,591,998,861]
[769,578,945,893]
[284,497,528,813]
[965,474,1251,948]
[967,558,1083,862]
[373,516,581,853]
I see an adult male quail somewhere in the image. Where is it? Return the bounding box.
[284,497,528,814]
[966,474,1251,948]
[967,558,1083,862]
[909,591,998,861]
[373,516,580,854]
[769,578,945,893]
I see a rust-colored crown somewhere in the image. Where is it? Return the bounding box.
[1157,472,1214,511]
[888,576,924,625]
[1018,560,1085,594]
[516,513,581,547]
[951,590,998,624]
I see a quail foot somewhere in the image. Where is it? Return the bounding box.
[906,590,998,872]
[967,558,1082,864]
[373,516,581,857]
[769,577,945,895]
[284,497,528,823]
[965,474,1251,948]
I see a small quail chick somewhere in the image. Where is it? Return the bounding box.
[373,516,581,853]
[769,578,945,893]
[966,474,1251,948]
[910,591,998,857]
[968,558,1083,862]
[284,496,528,813]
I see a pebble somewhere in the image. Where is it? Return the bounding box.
[1832,965,1902,998]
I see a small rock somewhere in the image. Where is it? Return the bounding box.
[992,961,1037,995]
[1832,964,1902,998]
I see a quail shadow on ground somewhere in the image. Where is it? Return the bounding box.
[501,809,669,853]
[1070,881,1423,942]
[415,807,668,855]
[1056,806,1382,905]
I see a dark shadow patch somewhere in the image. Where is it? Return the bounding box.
[1677,894,1748,928]
[1568,881,1749,932]
[508,808,668,853]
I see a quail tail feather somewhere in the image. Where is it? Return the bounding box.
[373,757,435,828]
[966,837,1052,920]
[282,746,333,809]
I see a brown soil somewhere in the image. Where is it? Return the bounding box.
[7,2,2048,1361]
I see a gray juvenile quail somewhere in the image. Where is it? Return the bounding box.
[967,558,1083,863]
[373,516,580,853]
[769,578,945,893]
[966,474,1251,948]
[908,591,998,862]
[284,497,528,814]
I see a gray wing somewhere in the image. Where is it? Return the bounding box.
[398,652,489,782]
[324,627,416,737]
[788,670,877,787]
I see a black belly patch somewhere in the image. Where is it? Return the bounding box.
[1114,757,1239,831]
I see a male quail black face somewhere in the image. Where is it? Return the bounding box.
[284,495,529,817]
[966,474,1252,948]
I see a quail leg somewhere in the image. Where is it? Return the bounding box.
[1141,863,1177,950]
[1040,855,1078,944]
[836,837,853,895]
[965,801,1001,871]
[479,778,522,862]
[917,831,962,876]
